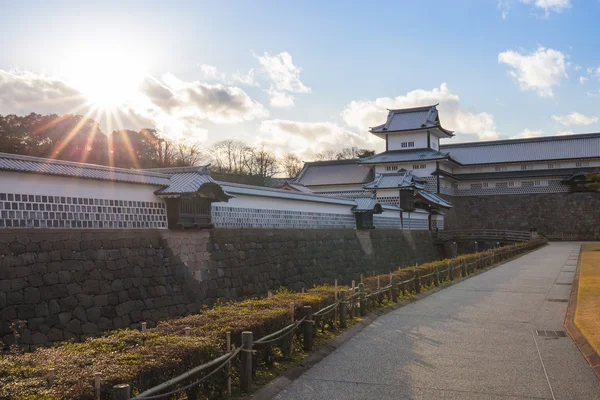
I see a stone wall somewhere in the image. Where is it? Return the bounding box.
[445,192,600,240]
[1,228,440,349]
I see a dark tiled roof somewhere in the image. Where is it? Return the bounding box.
[416,191,452,209]
[0,152,171,185]
[441,133,600,165]
[370,104,453,136]
[155,172,217,194]
[296,159,374,186]
[364,171,425,190]
[359,149,451,164]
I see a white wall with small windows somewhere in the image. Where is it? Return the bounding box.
[457,159,600,174]
[374,163,435,177]
[0,171,167,229]
[388,132,428,150]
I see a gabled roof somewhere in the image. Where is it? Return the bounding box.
[0,152,171,186]
[369,104,453,137]
[280,180,314,193]
[441,132,600,165]
[364,171,426,190]
[296,159,374,186]
[358,149,452,165]
[352,195,383,214]
[416,191,452,209]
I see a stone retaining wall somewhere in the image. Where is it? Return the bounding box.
[1,229,440,349]
[445,192,600,240]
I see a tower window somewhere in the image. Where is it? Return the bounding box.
[385,165,399,171]
[412,164,426,170]
[401,141,415,148]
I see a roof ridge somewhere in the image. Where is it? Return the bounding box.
[0,151,170,178]
[441,132,600,148]
[386,104,438,113]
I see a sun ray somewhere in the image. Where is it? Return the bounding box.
[111,110,141,169]
[78,107,103,165]
[45,105,99,165]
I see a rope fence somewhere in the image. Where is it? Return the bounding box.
[108,238,547,400]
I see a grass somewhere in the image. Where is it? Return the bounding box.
[575,244,600,354]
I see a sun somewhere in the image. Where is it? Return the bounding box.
[62,45,146,109]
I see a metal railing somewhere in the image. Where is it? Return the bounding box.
[109,237,547,400]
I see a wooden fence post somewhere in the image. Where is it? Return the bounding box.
[226,331,232,395]
[391,275,398,302]
[47,368,55,388]
[461,260,467,277]
[358,283,366,317]
[351,280,356,317]
[414,270,421,294]
[448,261,454,281]
[241,331,253,392]
[434,266,440,287]
[112,384,130,400]
[303,306,313,351]
[339,290,347,329]
[94,372,101,400]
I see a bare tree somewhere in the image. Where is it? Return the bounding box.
[210,140,252,174]
[247,145,279,178]
[313,148,338,161]
[281,153,303,178]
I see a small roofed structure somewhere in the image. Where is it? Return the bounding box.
[295,159,374,195]
[148,166,233,229]
[363,170,426,190]
[351,194,383,229]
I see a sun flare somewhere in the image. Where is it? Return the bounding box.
[62,45,146,109]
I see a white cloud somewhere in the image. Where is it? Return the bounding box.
[267,90,295,108]
[199,64,258,87]
[340,83,499,142]
[498,47,567,97]
[257,52,311,108]
[552,112,598,126]
[556,130,575,136]
[258,119,377,158]
[499,0,571,19]
[574,65,582,71]
[0,69,85,115]
[140,74,268,125]
[580,76,588,84]
[522,0,571,15]
[512,128,544,139]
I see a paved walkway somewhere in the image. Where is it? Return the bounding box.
[275,242,600,400]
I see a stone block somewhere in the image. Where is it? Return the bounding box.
[67,283,81,296]
[35,302,49,317]
[73,306,87,322]
[81,322,98,335]
[6,291,23,306]
[48,299,61,315]
[43,272,59,285]
[66,319,81,334]
[17,304,36,319]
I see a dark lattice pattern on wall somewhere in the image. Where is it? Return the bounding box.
[212,205,356,228]
[0,193,167,229]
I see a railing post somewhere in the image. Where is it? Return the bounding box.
[461,260,467,277]
[391,275,398,302]
[112,384,130,400]
[339,290,347,329]
[448,261,454,281]
[359,283,366,317]
[434,266,440,287]
[226,331,232,395]
[414,270,421,294]
[303,306,313,351]
[241,331,253,392]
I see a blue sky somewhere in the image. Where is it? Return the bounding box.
[0,0,599,158]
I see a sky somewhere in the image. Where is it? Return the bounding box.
[1,0,599,159]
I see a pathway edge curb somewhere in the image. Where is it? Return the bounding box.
[564,245,600,381]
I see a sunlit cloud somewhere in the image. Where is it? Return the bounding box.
[498,47,567,97]
[341,83,499,142]
[257,52,311,108]
[552,112,598,126]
